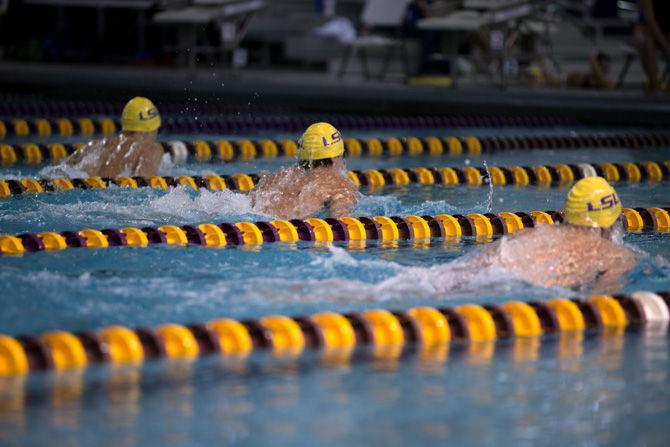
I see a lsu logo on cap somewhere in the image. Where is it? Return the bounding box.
[121,97,161,132]
[564,176,622,228]
[300,122,345,160]
[139,108,159,121]
[321,131,342,147]
[587,193,620,211]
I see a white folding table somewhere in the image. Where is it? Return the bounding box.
[417,1,536,86]
[153,0,264,68]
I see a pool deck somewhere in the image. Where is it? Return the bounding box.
[1,62,669,126]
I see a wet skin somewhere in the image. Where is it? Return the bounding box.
[472,223,638,293]
[65,131,163,178]
[250,157,359,219]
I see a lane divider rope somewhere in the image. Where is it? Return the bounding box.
[1,160,668,198]
[1,207,668,256]
[2,133,669,166]
[0,290,667,376]
[0,114,578,140]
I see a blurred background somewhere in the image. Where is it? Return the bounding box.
[0,0,668,101]
[0,0,668,87]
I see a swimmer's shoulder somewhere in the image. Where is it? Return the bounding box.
[148,141,164,156]
[256,166,298,188]
[500,223,568,246]
[144,142,166,165]
[272,166,299,180]
[76,137,106,152]
[598,235,637,257]
[99,135,121,147]
[310,172,355,198]
[320,169,357,190]
[66,138,105,164]
[545,224,634,256]
[532,223,579,236]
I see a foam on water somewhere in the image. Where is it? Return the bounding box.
[0,186,265,232]
[377,240,670,299]
[237,245,565,306]
[158,153,174,175]
[483,160,493,212]
[40,163,90,178]
[39,151,175,179]
[298,232,670,304]
[239,244,557,305]
[353,194,461,216]
[375,255,561,299]
[149,186,259,220]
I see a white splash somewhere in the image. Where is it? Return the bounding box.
[375,256,512,296]
[40,139,107,178]
[483,160,493,213]
[354,194,458,216]
[148,186,256,219]
[0,186,259,230]
[158,153,174,175]
[39,162,89,179]
[311,245,404,271]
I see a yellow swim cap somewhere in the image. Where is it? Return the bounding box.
[121,97,161,132]
[564,176,622,228]
[298,122,344,160]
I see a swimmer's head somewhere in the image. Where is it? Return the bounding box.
[121,97,161,133]
[298,122,344,161]
[564,176,621,228]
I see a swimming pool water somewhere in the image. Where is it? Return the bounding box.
[1,328,668,447]
[0,131,669,446]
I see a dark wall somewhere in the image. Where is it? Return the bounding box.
[0,2,165,64]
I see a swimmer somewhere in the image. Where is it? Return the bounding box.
[469,176,637,292]
[63,97,164,177]
[528,53,615,90]
[250,122,359,219]
[565,53,615,90]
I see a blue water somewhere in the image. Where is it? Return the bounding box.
[0,136,669,446]
[1,329,669,447]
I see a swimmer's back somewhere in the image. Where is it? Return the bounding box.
[252,166,358,218]
[477,224,636,291]
[66,134,163,178]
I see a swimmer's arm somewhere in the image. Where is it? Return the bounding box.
[253,171,281,191]
[287,185,353,219]
[326,189,358,218]
[591,249,638,294]
[318,175,359,217]
[249,171,277,206]
[65,141,98,166]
